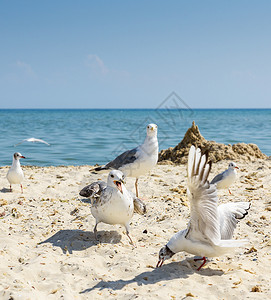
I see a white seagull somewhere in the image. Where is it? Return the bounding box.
[79,170,146,245]
[157,146,250,271]
[93,124,158,197]
[14,137,50,147]
[211,162,239,194]
[6,152,26,193]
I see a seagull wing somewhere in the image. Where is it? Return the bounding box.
[79,181,106,198]
[133,197,147,215]
[210,170,226,185]
[186,145,221,245]
[28,138,50,145]
[14,139,28,147]
[128,191,147,215]
[104,147,140,170]
[218,202,251,239]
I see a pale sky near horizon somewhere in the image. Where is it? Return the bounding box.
[0,0,270,109]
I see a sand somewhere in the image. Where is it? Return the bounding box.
[0,159,271,299]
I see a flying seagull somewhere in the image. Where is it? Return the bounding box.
[14,137,50,147]
[79,170,146,246]
[93,124,158,197]
[156,146,250,271]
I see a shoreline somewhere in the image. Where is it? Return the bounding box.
[0,155,270,169]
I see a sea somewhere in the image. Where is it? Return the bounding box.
[0,109,270,166]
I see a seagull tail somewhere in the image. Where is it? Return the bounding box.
[217,239,249,248]
[90,166,108,173]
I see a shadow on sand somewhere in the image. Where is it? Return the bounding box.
[38,229,122,254]
[0,188,11,193]
[80,261,224,294]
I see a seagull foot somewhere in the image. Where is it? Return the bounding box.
[126,233,136,248]
[194,256,207,271]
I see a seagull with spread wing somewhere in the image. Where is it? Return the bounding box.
[79,170,146,246]
[156,145,250,271]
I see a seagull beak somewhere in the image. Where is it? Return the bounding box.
[235,166,239,169]
[114,181,123,194]
[20,156,26,159]
[156,258,164,268]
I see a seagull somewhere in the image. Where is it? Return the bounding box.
[79,170,146,245]
[93,124,158,197]
[156,146,250,271]
[211,162,239,194]
[6,152,26,193]
[14,137,50,147]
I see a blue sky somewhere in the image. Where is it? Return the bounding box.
[0,0,270,108]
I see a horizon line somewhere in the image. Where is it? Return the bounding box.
[0,107,270,110]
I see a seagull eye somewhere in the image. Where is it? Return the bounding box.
[110,174,114,178]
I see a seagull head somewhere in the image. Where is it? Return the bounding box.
[146,124,158,137]
[13,152,26,160]
[107,170,125,194]
[228,162,239,170]
[156,245,175,267]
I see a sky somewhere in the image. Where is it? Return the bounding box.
[0,0,270,109]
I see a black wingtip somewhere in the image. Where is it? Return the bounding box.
[202,148,209,162]
[237,203,251,220]
[208,160,212,170]
[94,167,104,171]
[79,190,88,197]
[90,166,109,173]
[79,187,92,197]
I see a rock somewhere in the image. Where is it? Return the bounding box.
[159,121,267,164]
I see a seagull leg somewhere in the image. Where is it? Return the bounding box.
[126,231,135,247]
[228,189,232,195]
[21,184,23,194]
[10,185,12,192]
[135,178,139,197]
[125,224,135,247]
[194,256,207,271]
[94,222,99,240]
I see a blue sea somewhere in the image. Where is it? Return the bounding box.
[0,109,270,166]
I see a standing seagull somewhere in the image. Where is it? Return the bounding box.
[211,162,239,194]
[6,152,26,193]
[79,170,146,245]
[94,124,158,197]
[156,146,250,271]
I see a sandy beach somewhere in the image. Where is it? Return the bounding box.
[0,157,271,299]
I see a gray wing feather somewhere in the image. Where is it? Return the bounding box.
[79,181,106,198]
[210,171,225,184]
[105,147,139,170]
